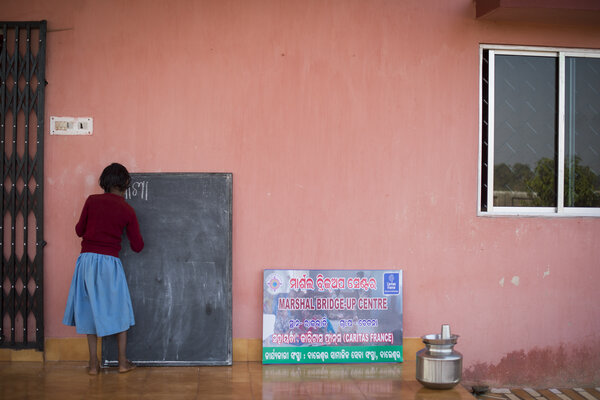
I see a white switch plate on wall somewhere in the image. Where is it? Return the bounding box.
[50,116,93,135]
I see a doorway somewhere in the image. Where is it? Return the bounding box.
[0,20,47,350]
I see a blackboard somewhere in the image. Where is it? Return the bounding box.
[101,173,232,366]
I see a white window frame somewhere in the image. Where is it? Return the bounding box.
[478,44,600,217]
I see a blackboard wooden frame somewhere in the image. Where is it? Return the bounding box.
[101,173,232,366]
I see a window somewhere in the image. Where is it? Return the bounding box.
[479,45,600,216]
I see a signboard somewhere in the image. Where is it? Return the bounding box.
[262,269,403,364]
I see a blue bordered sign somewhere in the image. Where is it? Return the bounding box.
[262,269,403,364]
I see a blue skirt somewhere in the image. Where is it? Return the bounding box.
[63,253,135,337]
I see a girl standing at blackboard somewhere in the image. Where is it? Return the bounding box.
[63,163,144,375]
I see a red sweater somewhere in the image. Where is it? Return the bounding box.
[76,193,144,257]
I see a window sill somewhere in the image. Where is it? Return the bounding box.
[478,207,600,218]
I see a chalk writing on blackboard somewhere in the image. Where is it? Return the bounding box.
[125,181,149,201]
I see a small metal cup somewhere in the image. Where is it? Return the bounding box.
[441,324,451,339]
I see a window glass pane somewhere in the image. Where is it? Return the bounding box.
[493,55,557,207]
[481,50,489,211]
[565,57,600,208]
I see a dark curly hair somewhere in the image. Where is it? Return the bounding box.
[99,163,131,193]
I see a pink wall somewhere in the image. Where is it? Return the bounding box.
[4,0,600,385]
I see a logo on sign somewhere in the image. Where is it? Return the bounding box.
[383,273,400,295]
[266,273,283,295]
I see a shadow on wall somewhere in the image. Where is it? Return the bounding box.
[462,339,600,387]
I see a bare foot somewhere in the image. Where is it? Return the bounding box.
[88,361,99,376]
[119,360,137,373]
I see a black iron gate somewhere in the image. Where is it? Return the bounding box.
[0,21,46,350]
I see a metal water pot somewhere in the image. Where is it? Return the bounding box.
[416,324,462,389]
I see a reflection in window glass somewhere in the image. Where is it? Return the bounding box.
[565,57,600,208]
[493,55,557,207]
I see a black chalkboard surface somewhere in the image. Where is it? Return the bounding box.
[101,173,232,366]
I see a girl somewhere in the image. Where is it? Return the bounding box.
[63,163,144,375]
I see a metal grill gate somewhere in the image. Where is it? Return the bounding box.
[0,21,46,350]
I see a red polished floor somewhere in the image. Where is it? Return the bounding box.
[0,360,475,399]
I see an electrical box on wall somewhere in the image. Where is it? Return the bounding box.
[50,116,93,135]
